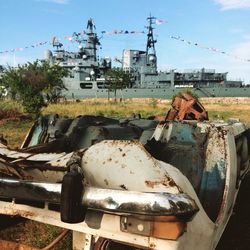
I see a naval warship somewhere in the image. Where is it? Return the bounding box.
[44,17,250,99]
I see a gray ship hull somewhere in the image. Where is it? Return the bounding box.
[63,86,250,100]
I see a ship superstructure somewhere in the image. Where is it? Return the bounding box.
[44,18,111,97]
[44,17,249,99]
[122,16,242,91]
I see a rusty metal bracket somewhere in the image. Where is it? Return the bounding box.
[166,92,208,121]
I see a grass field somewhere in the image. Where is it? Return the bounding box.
[1,98,250,148]
[0,97,250,249]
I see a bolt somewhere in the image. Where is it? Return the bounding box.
[137,224,144,232]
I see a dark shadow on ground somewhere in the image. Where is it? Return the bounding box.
[0,215,25,230]
[217,174,250,250]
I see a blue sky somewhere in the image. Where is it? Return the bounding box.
[1,0,250,84]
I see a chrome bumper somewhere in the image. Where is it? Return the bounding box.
[0,177,199,222]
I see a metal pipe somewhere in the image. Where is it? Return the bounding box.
[41,229,69,250]
[0,178,198,217]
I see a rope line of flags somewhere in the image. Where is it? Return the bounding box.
[0,18,249,63]
[0,41,49,54]
[0,29,148,54]
[64,30,146,42]
[0,18,166,54]
[170,35,250,63]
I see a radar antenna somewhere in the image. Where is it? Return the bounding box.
[52,37,63,50]
[87,18,96,33]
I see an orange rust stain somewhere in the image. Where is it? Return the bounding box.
[5,209,35,218]
[145,180,156,188]
[145,175,178,189]
[109,140,132,146]
[149,242,156,249]
[23,175,35,180]
[162,177,176,187]
[152,221,186,240]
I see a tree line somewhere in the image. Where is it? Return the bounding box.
[0,61,131,117]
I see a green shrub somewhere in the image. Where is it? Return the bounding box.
[1,60,68,117]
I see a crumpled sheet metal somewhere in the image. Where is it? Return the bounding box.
[0,118,248,224]
[0,142,71,181]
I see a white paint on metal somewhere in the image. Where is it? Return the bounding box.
[0,201,214,250]
[82,140,180,193]
[151,123,173,142]
[231,122,248,137]
[72,231,86,250]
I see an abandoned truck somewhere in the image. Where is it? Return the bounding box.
[0,94,249,250]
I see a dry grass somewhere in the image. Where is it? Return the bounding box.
[0,219,72,249]
[43,98,250,126]
[1,98,250,148]
[42,99,169,118]
[205,103,250,124]
[1,120,33,148]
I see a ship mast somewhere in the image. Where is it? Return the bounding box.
[85,18,100,62]
[145,14,157,73]
[146,15,157,56]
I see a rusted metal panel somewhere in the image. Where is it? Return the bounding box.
[166,92,208,121]
[0,110,249,249]
[149,122,207,193]
[148,120,249,226]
